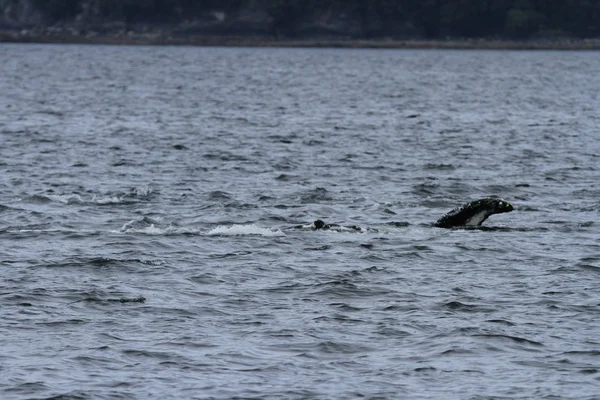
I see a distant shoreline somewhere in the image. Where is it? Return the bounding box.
[2,32,600,50]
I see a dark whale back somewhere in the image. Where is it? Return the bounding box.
[433,198,514,228]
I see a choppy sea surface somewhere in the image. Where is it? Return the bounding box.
[1,43,599,399]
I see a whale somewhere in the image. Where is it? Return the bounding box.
[294,219,365,232]
[294,197,514,232]
[310,219,365,232]
[432,198,514,228]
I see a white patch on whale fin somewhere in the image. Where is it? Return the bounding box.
[465,210,489,226]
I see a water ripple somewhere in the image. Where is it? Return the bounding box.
[1,44,599,400]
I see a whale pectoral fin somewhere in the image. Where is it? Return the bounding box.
[464,210,490,226]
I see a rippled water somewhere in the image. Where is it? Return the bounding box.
[1,43,599,399]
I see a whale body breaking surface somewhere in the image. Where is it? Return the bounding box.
[299,198,514,232]
[432,198,514,229]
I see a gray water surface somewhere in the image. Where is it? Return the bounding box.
[1,44,599,399]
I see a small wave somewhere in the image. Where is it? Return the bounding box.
[207,224,285,237]
[96,185,156,204]
[425,163,456,170]
[473,333,544,347]
[299,187,335,203]
[119,217,161,232]
[130,184,155,199]
[118,217,200,235]
[78,295,147,304]
[22,185,156,206]
[441,301,495,313]
[207,190,233,201]
[386,221,410,228]
[0,203,14,212]
[60,288,147,307]
[6,228,92,234]
[121,224,175,235]
[92,195,132,205]
[27,193,84,204]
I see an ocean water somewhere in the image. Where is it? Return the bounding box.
[1,43,599,399]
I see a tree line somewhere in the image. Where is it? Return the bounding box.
[28,0,600,39]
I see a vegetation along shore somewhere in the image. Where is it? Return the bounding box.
[1,0,599,49]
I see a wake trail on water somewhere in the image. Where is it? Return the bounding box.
[206,224,286,237]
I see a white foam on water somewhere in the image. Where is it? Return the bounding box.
[45,194,84,204]
[93,195,127,205]
[206,224,286,237]
[117,218,201,235]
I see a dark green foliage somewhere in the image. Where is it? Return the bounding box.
[32,0,81,21]
[505,7,545,38]
[442,0,509,37]
[16,0,600,38]
[267,0,306,37]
